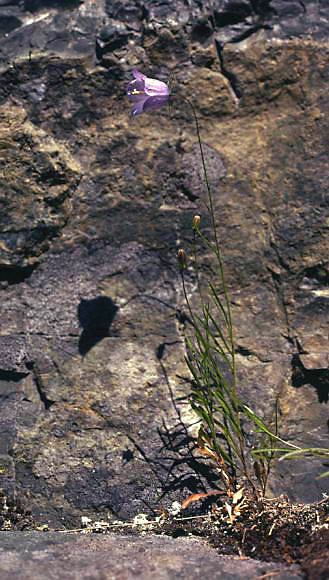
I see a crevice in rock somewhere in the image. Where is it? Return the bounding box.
[0,370,28,383]
[291,351,329,404]
[180,182,199,202]
[267,261,290,333]
[296,0,306,14]
[303,264,329,286]
[96,23,130,61]
[23,0,82,13]
[0,263,37,285]
[0,15,22,36]
[228,23,270,44]
[236,345,254,357]
[156,340,182,361]
[267,234,292,340]
[210,1,275,92]
[191,18,213,43]
[25,361,55,410]
[249,0,274,18]
[211,5,253,28]
[236,344,272,363]
[141,3,149,23]
[268,269,290,338]
[215,40,243,100]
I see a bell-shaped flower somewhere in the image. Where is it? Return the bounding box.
[127,69,170,116]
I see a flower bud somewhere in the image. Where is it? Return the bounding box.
[177,248,187,270]
[192,215,201,230]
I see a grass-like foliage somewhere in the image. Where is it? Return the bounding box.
[178,100,294,497]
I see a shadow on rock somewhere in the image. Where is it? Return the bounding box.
[126,421,220,513]
[122,350,222,515]
[78,296,118,356]
[291,353,329,404]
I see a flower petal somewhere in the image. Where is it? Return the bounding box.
[128,93,145,103]
[142,95,169,112]
[132,69,146,82]
[144,77,169,97]
[127,79,146,100]
[127,70,170,116]
[131,97,148,116]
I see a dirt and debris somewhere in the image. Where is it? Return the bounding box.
[0,489,35,531]
[2,488,328,578]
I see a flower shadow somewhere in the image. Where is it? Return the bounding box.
[77,296,118,357]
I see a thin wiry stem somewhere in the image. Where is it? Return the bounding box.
[181,97,253,479]
[182,97,237,390]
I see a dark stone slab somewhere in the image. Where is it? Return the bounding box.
[0,531,304,580]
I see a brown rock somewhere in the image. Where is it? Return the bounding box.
[0,0,328,530]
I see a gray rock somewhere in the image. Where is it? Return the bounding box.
[0,532,304,580]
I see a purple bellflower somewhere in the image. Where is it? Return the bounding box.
[127,69,170,117]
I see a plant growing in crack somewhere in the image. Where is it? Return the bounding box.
[126,68,306,502]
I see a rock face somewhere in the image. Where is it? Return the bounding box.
[0,532,304,580]
[0,0,328,528]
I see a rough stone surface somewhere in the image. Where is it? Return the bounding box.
[0,531,304,580]
[0,0,328,533]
